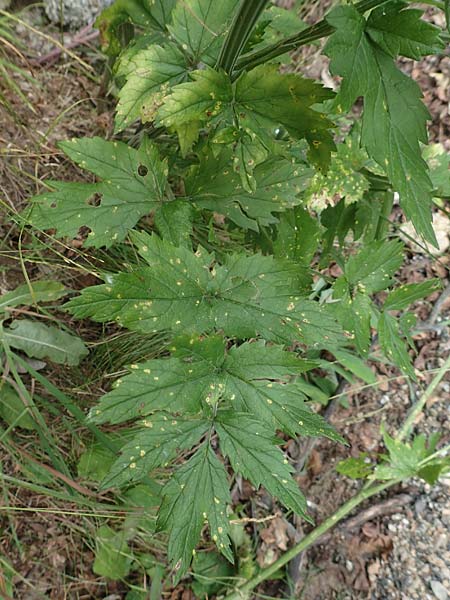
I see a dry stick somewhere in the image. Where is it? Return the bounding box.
[33,27,99,66]
[224,358,450,599]
[315,493,412,547]
[428,282,450,325]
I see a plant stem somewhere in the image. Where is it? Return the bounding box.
[233,0,391,74]
[216,0,270,73]
[224,479,400,600]
[397,354,450,442]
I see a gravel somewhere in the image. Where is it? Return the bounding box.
[371,480,450,600]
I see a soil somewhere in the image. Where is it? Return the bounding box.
[0,2,449,599]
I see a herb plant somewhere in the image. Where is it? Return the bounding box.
[23,0,450,588]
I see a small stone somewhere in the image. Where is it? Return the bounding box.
[431,580,448,600]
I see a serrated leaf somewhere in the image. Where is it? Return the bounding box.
[115,43,189,132]
[366,2,444,60]
[384,279,441,311]
[345,240,404,294]
[154,199,193,246]
[3,320,88,365]
[157,65,336,172]
[0,382,36,430]
[186,149,312,231]
[89,348,220,424]
[378,312,415,379]
[101,414,209,488]
[93,524,132,580]
[325,5,440,243]
[0,281,67,312]
[91,336,339,443]
[273,206,321,265]
[375,429,448,483]
[66,231,344,349]
[216,412,310,521]
[168,0,240,65]
[27,137,167,248]
[157,443,232,575]
[224,342,342,441]
[115,33,163,80]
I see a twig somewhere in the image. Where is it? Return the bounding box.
[33,28,99,66]
[428,282,450,325]
[315,493,412,546]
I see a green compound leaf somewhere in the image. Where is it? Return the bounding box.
[3,320,88,366]
[101,414,209,488]
[384,279,441,311]
[216,412,310,521]
[66,231,344,348]
[115,43,189,132]
[168,0,240,65]
[157,65,336,174]
[157,443,233,576]
[185,149,312,231]
[0,281,67,313]
[91,335,339,440]
[89,334,225,424]
[27,137,167,248]
[325,5,443,243]
[375,429,449,485]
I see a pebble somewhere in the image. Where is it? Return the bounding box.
[431,580,448,600]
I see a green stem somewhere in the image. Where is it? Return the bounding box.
[216,0,270,73]
[224,479,400,600]
[398,354,450,442]
[233,0,391,74]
